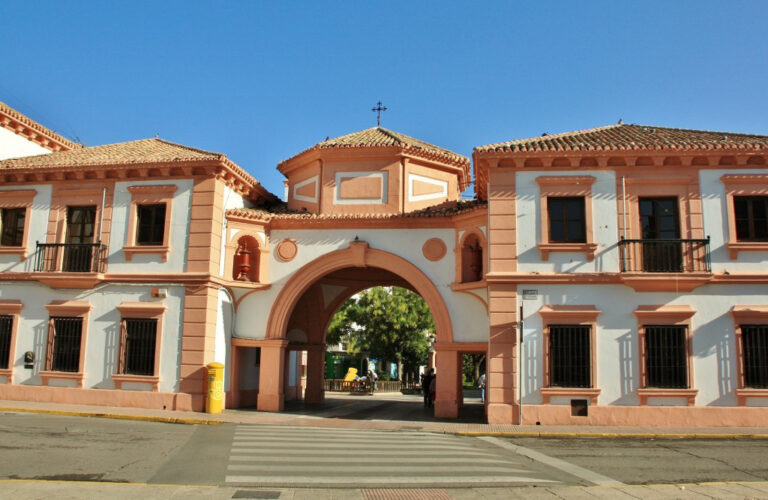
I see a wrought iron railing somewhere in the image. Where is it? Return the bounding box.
[618,238,710,273]
[34,242,108,273]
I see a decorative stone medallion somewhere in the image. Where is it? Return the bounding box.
[422,238,447,262]
[276,239,298,262]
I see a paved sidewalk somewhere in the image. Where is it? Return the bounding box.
[1,396,768,439]
[2,479,768,499]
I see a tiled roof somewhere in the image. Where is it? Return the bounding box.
[0,137,222,169]
[227,199,486,223]
[0,137,278,202]
[281,127,470,167]
[475,124,768,153]
[0,101,81,151]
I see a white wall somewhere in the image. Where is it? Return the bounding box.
[519,283,768,407]
[0,184,52,272]
[701,168,768,271]
[0,127,49,160]
[234,228,489,343]
[0,282,185,393]
[516,170,621,273]
[108,179,194,273]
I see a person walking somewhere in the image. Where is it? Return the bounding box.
[421,368,434,408]
[478,373,486,403]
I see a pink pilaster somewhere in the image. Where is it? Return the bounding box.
[257,339,289,412]
[304,344,326,405]
[434,348,459,418]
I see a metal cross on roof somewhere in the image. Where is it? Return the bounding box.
[371,101,387,127]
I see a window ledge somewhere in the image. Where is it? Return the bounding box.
[39,371,84,388]
[541,387,600,404]
[727,241,768,259]
[538,243,598,261]
[638,388,698,406]
[0,246,27,261]
[736,388,768,406]
[112,374,159,391]
[123,245,169,262]
[450,280,487,291]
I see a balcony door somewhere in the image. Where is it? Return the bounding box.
[63,206,97,272]
[639,197,682,272]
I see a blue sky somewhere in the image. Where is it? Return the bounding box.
[2,1,767,198]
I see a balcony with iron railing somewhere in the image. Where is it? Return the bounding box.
[31,243,108,289]
[618,237,712,291]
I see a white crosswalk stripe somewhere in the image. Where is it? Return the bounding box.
[224,425,560,487]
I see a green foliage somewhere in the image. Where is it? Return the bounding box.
[326,286,434,376]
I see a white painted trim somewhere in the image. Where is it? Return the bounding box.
[408,173,448,202]
[293,176,319,203]
[333,171,388,205]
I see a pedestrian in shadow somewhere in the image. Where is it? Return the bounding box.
[429,372,436,409]
[422,368,434,408]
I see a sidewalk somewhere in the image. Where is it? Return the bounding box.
[2,479,768,499]
[1,396,767,439]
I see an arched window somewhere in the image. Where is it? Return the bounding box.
[233,235,259,282]
[461,233,483,283]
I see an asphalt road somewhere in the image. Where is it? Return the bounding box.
[1,410,767,490]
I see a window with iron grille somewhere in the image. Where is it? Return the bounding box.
[734,196,768,241]
[645,325,687,389]
[136,204,166,246]
[48,317,83,373]
[547,197,586,243]
[0,315,12,370]
[120,318,157,376]
[549,325,591,387]
[0,208,26,247]
[742,325,768,389]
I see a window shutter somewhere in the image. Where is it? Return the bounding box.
[45,318,55,371]
[118,320,127,374]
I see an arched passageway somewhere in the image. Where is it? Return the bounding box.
[230,241,486,419]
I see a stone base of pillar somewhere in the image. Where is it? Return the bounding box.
[434,399,459,418]
[487,402,520,424]
[257,393,284,412]
[305,388,325,405]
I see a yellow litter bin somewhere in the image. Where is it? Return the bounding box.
[206,362,224,414]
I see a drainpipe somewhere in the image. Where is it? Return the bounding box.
[519,302,524,425]
[98,187,106,243]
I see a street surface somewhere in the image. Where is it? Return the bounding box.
[1,409,768,497]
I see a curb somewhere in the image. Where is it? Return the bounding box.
[3,405,768,439]
[0,406,222,426]
[454,430,768,440]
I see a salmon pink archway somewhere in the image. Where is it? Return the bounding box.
[265,240,453,344]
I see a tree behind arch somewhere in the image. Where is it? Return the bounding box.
[327,286,434,380]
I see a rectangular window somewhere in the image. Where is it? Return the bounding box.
[121,318,157,376]
[0,315,12,370]
[645,325,687,389]
[742,325,768,389]
[547,197,586,243]
[49,317,83,373]
[734,196,768,242]
[549,325,591,387]
[136,204,166,246]
[0,208,26,247]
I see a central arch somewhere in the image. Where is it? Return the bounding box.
[265,241,453,344]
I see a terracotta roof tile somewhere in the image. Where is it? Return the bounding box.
[0,137,223,170]
[0,101,81,151]
[0,137,279,202]
[282,127,469,167]
[475,124,768,153]
[227,199,486,223]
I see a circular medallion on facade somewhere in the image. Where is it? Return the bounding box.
[422,238,447,262]
[276,239,298,262]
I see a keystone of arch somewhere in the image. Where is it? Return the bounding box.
[265,241,453,344]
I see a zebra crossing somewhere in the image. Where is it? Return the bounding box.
[225,424,560,488]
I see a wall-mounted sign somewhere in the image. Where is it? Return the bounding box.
[522,289,538,300]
